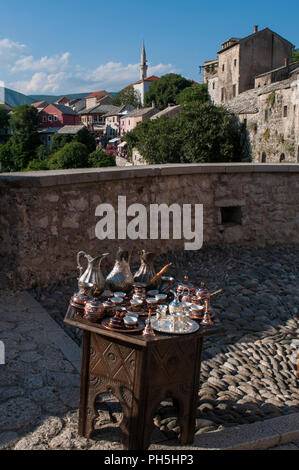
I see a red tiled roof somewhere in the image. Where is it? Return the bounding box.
[129,75,160,87]
[56,97,70,103]
[32,101,45,107]
[86,90,108,99]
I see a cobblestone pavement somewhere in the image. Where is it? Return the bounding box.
[0,246,298,450]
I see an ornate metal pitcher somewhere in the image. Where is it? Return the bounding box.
[134,250,157,287]
[77,251,109,294]
[105,247,134,293]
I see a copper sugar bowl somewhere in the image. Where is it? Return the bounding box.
[70,290,92,318]
[83,299,105,323]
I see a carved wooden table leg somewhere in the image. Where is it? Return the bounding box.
[78,331,91,437]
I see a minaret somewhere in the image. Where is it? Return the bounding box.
[139,42,148,81]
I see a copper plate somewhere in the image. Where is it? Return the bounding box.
[101,318,145,333]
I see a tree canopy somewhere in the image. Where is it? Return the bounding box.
[88,148,116,167]
[292,48,299,63]
[177,84,209,106]
[111,87,141,107]
[8,105,41,170]
[144,73,194,109]
[124,102,247,164]
[0,105,10,133]
[49,141,90,169]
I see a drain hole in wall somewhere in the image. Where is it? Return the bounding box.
[220,206,242,226]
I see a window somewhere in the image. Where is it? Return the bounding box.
[221,87,225,102]
[234,59,237,67]
[222,64,225,72]
[53,116,58,121]
[283,105,288,117]
[243,118,247,128]
[48,115,52,121]
[233,84,236,97]
[261,152,266,163]
[48,136,51,142]
[42,115,47,122]
[212,82,215,90]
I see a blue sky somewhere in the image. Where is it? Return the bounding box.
[0,0,298,95]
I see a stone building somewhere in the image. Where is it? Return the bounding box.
[203,26,299,163]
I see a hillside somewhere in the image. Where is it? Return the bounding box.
[29,91,118,103]
[0,87,35,107]
[0,87,119,108]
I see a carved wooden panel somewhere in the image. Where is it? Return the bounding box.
[89,334,136,387]
[148,338,197,386]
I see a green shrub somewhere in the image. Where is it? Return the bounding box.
[88,148,116,167]
[51,142,89,169]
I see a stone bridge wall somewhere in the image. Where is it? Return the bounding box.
[0,163,298,289]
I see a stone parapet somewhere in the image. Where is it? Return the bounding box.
[0,163,298,289]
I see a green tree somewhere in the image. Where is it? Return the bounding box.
[111,87,141,107]
[144,73,193,109]
[88,148,116,167]
[50,142,89,169]
[0,141,14,172]
[178,84,208,106]
[75,126,96,153]
[292,48,299,62]
[178,102,244,163]
[25,158,49,171]
[9,105,40,170]
[125,102,246,164]
[50,133,73,153]
[0,105,10,133]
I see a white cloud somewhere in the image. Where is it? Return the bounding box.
[2,36,179,94]
[11,52,70,73]
[11,72,70,94]
[0,38,26,55]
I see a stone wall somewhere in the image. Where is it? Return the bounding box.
[0,163,298,289]
[238,72,299,163]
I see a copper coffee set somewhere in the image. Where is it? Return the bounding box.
[69,247,222,336]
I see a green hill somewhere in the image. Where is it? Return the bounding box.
[0,87,119,108]
[0,87,35,107]
[29,91,118,103]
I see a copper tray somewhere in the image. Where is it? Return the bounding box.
[101,318,145,334]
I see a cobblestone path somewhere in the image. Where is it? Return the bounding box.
[1,246,298,449]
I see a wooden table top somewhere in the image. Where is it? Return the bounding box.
[64,307,223,348]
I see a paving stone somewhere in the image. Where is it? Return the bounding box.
[0,397,41,431]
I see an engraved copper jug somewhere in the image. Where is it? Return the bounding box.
[105,247,134,293]
[77,251,109,294]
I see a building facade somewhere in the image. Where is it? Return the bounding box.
[120,106,159,136]
[204,27,294,105]
[203,26,298,163]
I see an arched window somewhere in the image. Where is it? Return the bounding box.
[279,153,285,162]
[261,152,266,163]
